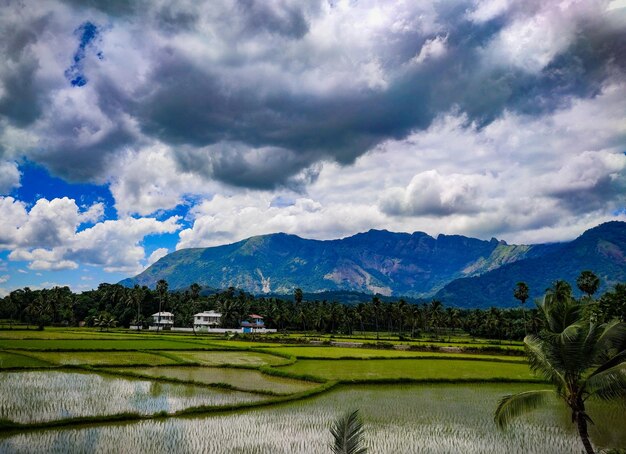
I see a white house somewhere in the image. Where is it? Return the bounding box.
[193,310,222,330]
[151,312,174,330]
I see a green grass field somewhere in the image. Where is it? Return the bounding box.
[106,366,317,395]
[0,351,52,368]
[0,338,228,351]
[165,350,290,366]
[23,351,179,366]
[277,358,537,382]
[259,346,526,362]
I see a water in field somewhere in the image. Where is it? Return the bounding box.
[0,371,264,423]
[1,383,624,453]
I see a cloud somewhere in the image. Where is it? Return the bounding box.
[146,247,169,266]
[0,196,180,273]
[0,161,20,194]
[177,193,384,249]
[177,80,626,248]
[380,170,491,217]
[0,0,622,192]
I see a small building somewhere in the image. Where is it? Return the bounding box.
[193,310,222,330]
[241,314,265,333]
[151,312,174,330]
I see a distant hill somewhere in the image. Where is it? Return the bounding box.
[435,221,626,308]
[120,228,559,299]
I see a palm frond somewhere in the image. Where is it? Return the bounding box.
[525,336,566,386]
[586,363,626,400]
[494,390,554,430]
[331,410,367,454]
[591,320,626,365]
[589,350,626,377]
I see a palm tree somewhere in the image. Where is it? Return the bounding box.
[93,312,117,332]
[330,409,367,454]
[371,297,382,340]
[155,279,168,333]
[428,300,443,338]
[27,296,51,330]
[494,292,626,454]
[514,282,529,335]
[127,285,145,329]
[577,271,600,300]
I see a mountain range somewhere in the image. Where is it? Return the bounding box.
[120,221,626,308]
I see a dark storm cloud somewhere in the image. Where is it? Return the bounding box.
[58,0,139,16]
[131,4,625,188]
[0,15,51,127]
[175,142,320,190]
[236,0,311,39]
[1,0,625,190]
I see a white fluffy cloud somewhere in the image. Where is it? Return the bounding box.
[0,196,180,273]
[0,161,20,194]
[109,145,213,216]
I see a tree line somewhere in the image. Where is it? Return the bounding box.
[0,271,624,340]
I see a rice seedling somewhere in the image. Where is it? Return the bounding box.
[0,339,224,351]
[279,359,537,382]
[0,371,264,424]
[164,350,290,366]
[261,346,525,362]
[0,384,622,453]
[0,351,51,369]
[106,366,318,395]
[23,351,179,366]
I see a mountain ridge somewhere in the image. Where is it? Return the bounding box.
[120,225,584,301]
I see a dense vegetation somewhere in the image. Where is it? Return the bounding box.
[1,272,624,342]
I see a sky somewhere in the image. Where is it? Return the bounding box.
[0,0,625,295]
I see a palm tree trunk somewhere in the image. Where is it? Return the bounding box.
[576,407,595,454]
[157,297,162,334]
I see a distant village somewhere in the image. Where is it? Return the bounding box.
[141,311,276,334]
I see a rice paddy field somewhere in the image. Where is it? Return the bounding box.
[0,328,624,453]
[0,371,265,423]
[106,366,318,394]
[280,358,537,382]
[1,384,624,453]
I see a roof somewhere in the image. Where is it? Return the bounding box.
[152,312,174,316]
[249,314,264,319]
[194,311,222,317]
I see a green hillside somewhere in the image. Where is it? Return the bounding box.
[435,221,626,307]
[120,229,553,298]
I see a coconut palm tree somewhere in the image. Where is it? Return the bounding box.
[514,282,530,335]
[330,409,367,454]
[27,296,51,330]
[127,284,145,329]
[155,279,168,333]
[494,292,626,454]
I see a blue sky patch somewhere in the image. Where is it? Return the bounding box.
[64,21,101,87]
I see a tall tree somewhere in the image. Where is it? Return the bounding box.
[155,279,169,333]
[371,297,382,340]
[128,285,145,328]
[514,282,530,334]
[494,291,626,454]
[27,295,51,330]
[577,271,600,300]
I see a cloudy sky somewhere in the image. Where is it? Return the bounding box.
[0,0,625,294]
